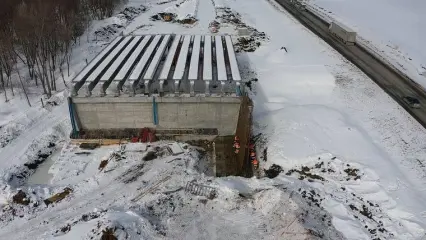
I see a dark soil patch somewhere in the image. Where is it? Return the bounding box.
[235,36,261,53]
[101,227,117,240]
[264,164,283,178]
[143,151,157,161]
[119,6,147,21]
[244,78,258,91]
[24,151,51,169]
[157,12,176,22]
[299,188,324,208]
[61,224,71,233]
[12,190,30,205]
[344,168,362,180]
[286,166,325,182]
[99,160,109,171]
[176,17,198,25]
[94,5,146,41]
[215,7,268,52]
[359,205,373,219]
[150,14,161,21]
[94,24,124,41]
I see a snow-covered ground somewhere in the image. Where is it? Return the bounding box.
[307,0,426,89]
[1,0,426,239]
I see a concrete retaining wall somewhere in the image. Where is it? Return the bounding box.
[73,96,241,136]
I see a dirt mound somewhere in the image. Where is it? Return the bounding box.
[176,17,197,25]
[215,7,267,52]
[94,24,124,41]
[235,36,260,52]
[118,6,147,21]
[264,164,283,178]
[101,227,117,240]
[286,165,325,182]
[151,12,176,22]
[94,5,146,41]
[12,190,30,205]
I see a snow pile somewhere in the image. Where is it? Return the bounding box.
[0,141,344,239]
[162,0,199,22]
[93,5,147,41]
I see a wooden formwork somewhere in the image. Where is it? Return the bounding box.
[215,96,252,177]
[70,138,128,146]
[235,96,253,177]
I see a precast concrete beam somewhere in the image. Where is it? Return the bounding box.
[144,80,150,95]
[128,80,135,97]
[84,82,92,97]
[174,80,180,94]
[205,80,210,95]
[190,80,195,96]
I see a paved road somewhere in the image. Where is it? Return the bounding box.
[275,0,426,129]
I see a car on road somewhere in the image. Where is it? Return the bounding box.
[403,96,421,108]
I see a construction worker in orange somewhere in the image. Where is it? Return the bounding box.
[233,136,240,154]
[252,158,259,169]
[249,142,255,151]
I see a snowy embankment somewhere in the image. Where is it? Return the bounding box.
[163,0,200,21]
[307,0,426,89]
[232,0,426,238]
[1,0,426,239]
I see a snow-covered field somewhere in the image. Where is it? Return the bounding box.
[1,0,426,239]
[307,0,426,89]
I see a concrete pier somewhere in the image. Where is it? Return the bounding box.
[73,96,241,136]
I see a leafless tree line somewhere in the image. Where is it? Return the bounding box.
[0,0,126,104]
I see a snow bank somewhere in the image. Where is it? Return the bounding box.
[164,0,199,20]
[256,64,335,106]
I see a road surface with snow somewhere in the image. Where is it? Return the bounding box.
[307,0,426,90]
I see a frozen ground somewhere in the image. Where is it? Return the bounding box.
[1,0,426,239]
[307,0,426,89]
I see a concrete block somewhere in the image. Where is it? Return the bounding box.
[115,121,136,129]
[97,113,117,123]
[95,103,114,112]
[82,122,100,129]
[134,120,155,128]
[114,103,135,112]
[158,97,182,103]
